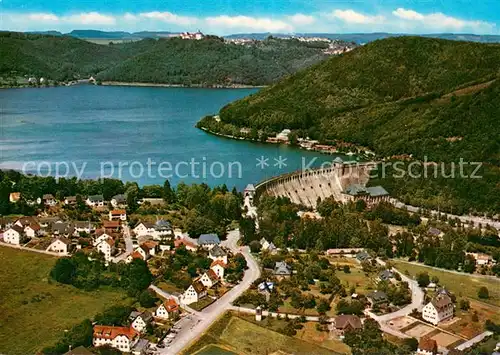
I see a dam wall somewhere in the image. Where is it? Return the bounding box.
[254,162,376,208]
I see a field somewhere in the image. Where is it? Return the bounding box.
[392,260,500,306]
[0,246,131,354]
[184,312,341,355]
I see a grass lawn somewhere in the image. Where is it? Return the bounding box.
[0,246,131,355]
[184,312,341,355]
[393,260,500,307]
[157,280,184,294]
[442,300,500,339]
[191,297,216,311]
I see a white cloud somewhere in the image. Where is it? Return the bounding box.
[288,13,315,26]
[331,9,385,24]
[62,12,116,25]
[392,8,495,31]
[27,13,59,22]
[205,15,293,32]
[139,11,197,26]
[123,13,138,22]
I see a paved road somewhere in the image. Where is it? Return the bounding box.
[392,199,500,230]
[158,229,261,355]
[111,223,134,263]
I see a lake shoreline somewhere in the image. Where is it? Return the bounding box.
[101,81,267,89]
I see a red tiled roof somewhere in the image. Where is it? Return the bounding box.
[206,269,219,282]
[106,238,115,247]
[110,209,126,215]
[27,223,41,231]
[103,220,120,228]
[93,325,137,340]
[210,260,227,269]
[131,251,144,260]
[419,338,438,353]
[164,298,179,312]
[174,238,196,249]
[142,240,158,249]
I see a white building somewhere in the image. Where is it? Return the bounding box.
[130,312,152,333]
[111,194,127,208]
[86,194,105,208]
[208,245,228,264]
[181,281,207,305]
[96,238,115,262]
[3,225,24,245]
[133,220,172,240]
[422,294,454,325]
[210,260,226,280]
[109,209,127,221]
[154,298,179,320]
[198,270,219,289]
[46,237,71,255]
[93,231,112,246]
[93,325,138,353]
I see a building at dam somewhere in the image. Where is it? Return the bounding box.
[254,159,389,208]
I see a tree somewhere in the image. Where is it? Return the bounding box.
[459,299,470,311]
[416,272,430,287]
[478,286,489,299]
[403,338,419,352]
[163,179,175,204]
[124,259,153,296]
[249,240,261,253]
[139,290,158,308]
[50,257,76,284]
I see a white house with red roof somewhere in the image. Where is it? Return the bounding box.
[3,225,24,245]
[46,237,72,255]
[109,209,127,221]
[210,260,227,280]
[96,238,115,262]
[155,298,179,320]
[198,269,219,288]
[93,325,138,352]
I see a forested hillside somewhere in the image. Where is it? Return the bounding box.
[215,37,500,214]
[0,32,331,85]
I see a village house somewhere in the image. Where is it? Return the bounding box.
[378,269,394,282]
[466,252,495,266]
[428,227,444,238]
[96,238,115,262]
[154,298,179,320]
[109,209,127,221]
[24,223,41,238]
[111,194,127,208]
[74,221,95,235]
[64,196,77,205]
[93,230,112,246]
[181,281,207,305]
[366,290,389,306]
[244,184,256,199]
[198,269,219,289]
[274,261,292,279]
[210,260,227,280]
[326,248,365,256]
[86,194,105,208]
[63,345,94,355]
[50,221,74,236]
[198,233,220,250]
[260,238,277,254]
[329,315,363,336]
[417,337,438,355]
[422,293,454,325]
[356,251,371,262]
[42,194,57,206]
[174,237,197,251]
[258,281,274,301]
[133,222,156,237]
[46,237,72,255]
[93,325,138,352]
[3,225,25,245]
[133,220,172,240]
[130,311,153,333]
[208,245,228,264]
[103,220,121,233]
[342,184,390,206]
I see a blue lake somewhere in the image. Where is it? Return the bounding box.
[0,85,340,189]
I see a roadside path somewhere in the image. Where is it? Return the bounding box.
[0,241,63,257]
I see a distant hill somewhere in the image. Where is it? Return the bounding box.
[224,32,500,44]
[214,36,500,213]
[0,32,333,85]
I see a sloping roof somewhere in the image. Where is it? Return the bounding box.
[244,184,256,191]
[206,269,219,282]
[17,216,36,227]
[52,237,71,245]
[93,325,137,340]
[367,290,388,302]
[87,194,104,201]
[192,280,206,293]
[209,245,227,257]
[103,220,120,228]
[112,194,126,202]
[155,219,171,227]
[418,338,438,353]
[164,298,179,312]
[10,225,24,234]
[130,251,144,260]
[334,315,362,330]
[430,294,452,310]
[428,227,443,236]
[110,209,126,215]
[379,270,394,280]
[43,194,55,200]
[344,184,368,196]
[64,345,94,355]
[65,196,77,202]
[366,186,389,197]
[274,261,291,275]
[199,233,220,245]
[136,221,155,229]
[175,238,196,249]
[210,260,227,269]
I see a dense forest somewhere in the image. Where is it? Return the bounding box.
[0,32,332,85]
[214,37,500,214]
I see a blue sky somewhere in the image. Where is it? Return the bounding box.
[1,0,499,34]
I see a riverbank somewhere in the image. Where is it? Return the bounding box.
[101,81,267,89]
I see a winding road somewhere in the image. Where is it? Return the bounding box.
[151,229,261,355]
